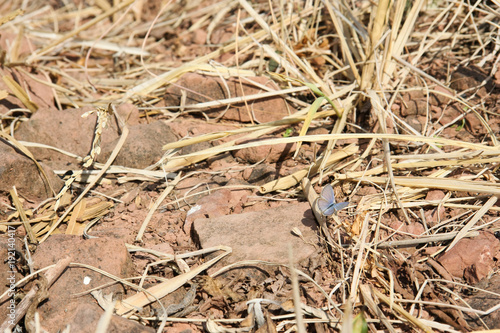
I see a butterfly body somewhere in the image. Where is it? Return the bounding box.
[317,184,349,216]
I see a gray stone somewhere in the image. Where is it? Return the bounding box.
[192,202,318,265]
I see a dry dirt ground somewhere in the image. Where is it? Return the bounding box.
[1,0,500,332]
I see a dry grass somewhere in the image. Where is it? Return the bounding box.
[1,0,500,332]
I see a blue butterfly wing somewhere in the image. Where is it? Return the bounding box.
[320,184,335,203]
[317,198,330,213]
[332,201,349,214]
[320,202,336,216]
[318,184,349,216]
[318,184,336,216]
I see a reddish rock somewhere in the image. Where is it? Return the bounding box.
[424,190,446,225]
[15,106,178,169]
[405,222,426,236]
[424,206,445,225]
[425,190,445,201]
[464,274,500,329]
[192,29,207,45]
[62,303,153,333]
[210,27,235,45]
[164,73,294,123]
[430,85,453,105]
[0,32,36,61]
[0,139,63,200]
[166,119,239,142]
[387,218,425,237]
[168,323,198,333]
[406,115,422,132]
[488,116,500,134]
[243,164,276,185]
[184,189,232,232]
[32,235,137,333]
[0,235,24,327]
[307,127,329,136]
[118,103,142,126]
[465,112,485,135]
[150,242,175,256]
[437,106,462,126]
[463,262,492,285]
[233,138,296,164]
[0,68,55,114]
[105,120,178,168]
[401,99,428,117]
[0,33,55,114]
[391,103,401,113]
[184,188,249,233]
[450,65,491,98]
[430,105,443,118]
[438,232,500,282]
[192,202,318,266]
[356,186,379,196]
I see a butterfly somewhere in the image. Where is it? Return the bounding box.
[317,184,349,216]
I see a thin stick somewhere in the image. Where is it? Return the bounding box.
[360,284,396,333]
[10,187,37,244]
[372,288,433,333]
[288,245,306,333]
[376,231,479,249]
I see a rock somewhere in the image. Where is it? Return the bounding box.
[423,190,446,225]
[181,140,212,156]
[0,235,25,328]
[465,112,485,135]
[0,68,55,114]
[430,86,453,105]
[307,127,329,136]
[0,139,63,200]
[15,106,178,169]
[405,115,422,132]
[166,119,238,139]
[488,116,500,135]
[164,119,241,156]
[192,202,318,266]
[242,164,276,185]
[32,235,136,333]
[184,189,233,233]
[424,206,445,226]
[437,231,500,282]
[104,120,178,168]
[167,323,197,333]
[404,222,426,236]
[387,219,425,237]
[183,187,249,233]
[464,274,500,329]
[164,73,293,123]
[425,190,445,201]
[233,138,296,164]
[0,32,36,61]
[192,29,207,45]
[401,99,428,117]
[62,303,154,333]
[437,105,461,126]
[450,65,492,98]
[0,33,55,114]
